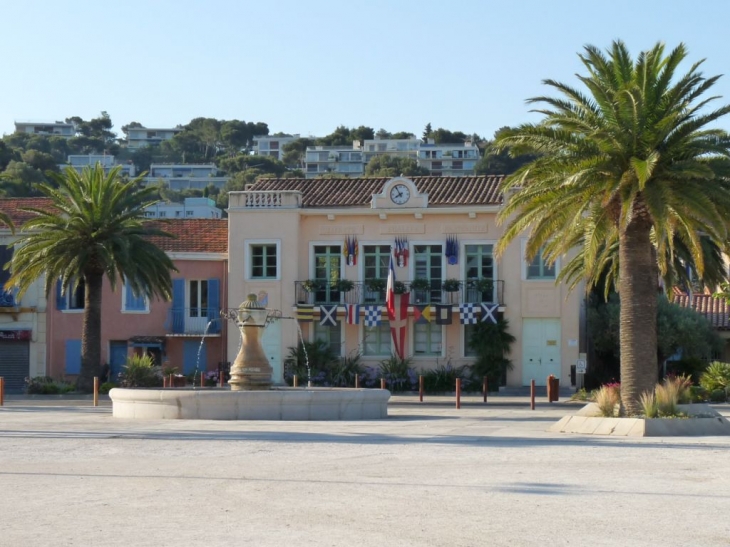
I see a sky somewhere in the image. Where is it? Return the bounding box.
[3,0,730,140]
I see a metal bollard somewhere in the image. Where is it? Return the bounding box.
[483,376,488,403]
[380,378,386,390]
[455,378,461,409]
[355,375,360,389]
[0,377,4,406]
[293,374,298,388]
[530,379,536,410]
[93,377,99,407]
[419,375,424,402]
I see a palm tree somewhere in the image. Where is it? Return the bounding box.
[0,211,14,233]
[8,164,177,392]
[496,41,730,414]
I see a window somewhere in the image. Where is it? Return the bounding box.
[363,321,391,356]
[463,324,478,357]
[0,245,14,307]
[413,244,443,303]
[57,279,85,310]
[313,245,341,304]
[414,323,442,356]
[123,280,148,312]
[363,245,390,280]
[465,244,495,302]
[247,242,280,280]
[526,247,556,280]
[159,211,166,218]
[189,280,208,317]
[313,321,342,356]
[186,211,194,217]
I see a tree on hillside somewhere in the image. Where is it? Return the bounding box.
[7,165,176,392]
[217,154,287,176]
[317,125,374,146]
[422,123,432,141]
[365,155,429,177]
[281,137,315,168]
[495,41,730,414]
[0,161,47,196]
[476,128,540,175]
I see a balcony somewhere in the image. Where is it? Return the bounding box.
[294,280,504,307]
[165,307,222,335]
[229,191,302,209]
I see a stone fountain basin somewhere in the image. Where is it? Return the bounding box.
[109,387,390,420]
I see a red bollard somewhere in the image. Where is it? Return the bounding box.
[355,375,360,389]
[456,378,461,409]
[219,371,225,388]
[530,379,536,410]
[169,373,174,388]
[547,375,555,403]
[483,376,488,404]
[419,375,424,402]
[200,373,205,388]
[0,377,4,406]
[293,374,298,388]
[380,378,386,390]
[93,377,99,407]
[163,376,167,388]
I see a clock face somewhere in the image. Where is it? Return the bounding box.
[390,184,410,205]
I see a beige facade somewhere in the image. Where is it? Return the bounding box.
[227,176,581,387]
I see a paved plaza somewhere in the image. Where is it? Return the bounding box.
[1,395,729,547]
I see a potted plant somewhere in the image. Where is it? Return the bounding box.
[410,278,430,292]
[335,278,355,292]
[469,277,494,294]
[393,281,408,294]
[366,278,386,292]
[302,279,321,293]
[442,278,461,292]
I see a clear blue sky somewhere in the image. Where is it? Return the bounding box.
[3,0,730,139]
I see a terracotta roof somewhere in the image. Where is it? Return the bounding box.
[147,219,228,254]
[0,198,55,226]
[0,198,227,254]
[247,175,504,208]
[672,293,730,330]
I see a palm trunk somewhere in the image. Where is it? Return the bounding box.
[618,220,658,414]
[77,271,103,392]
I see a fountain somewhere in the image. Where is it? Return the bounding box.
[109,295,390,420]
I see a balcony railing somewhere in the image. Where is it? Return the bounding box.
[294,280,504,307]
[0,288,18,308]
[165,307,222,335]
[229,191,302,209]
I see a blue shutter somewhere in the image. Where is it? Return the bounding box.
[183,339,206,374]
[56,280,66,310]
[65,339,81,374]
[125,280,146,311]
[207,278,220,334]
[172,279,185,334]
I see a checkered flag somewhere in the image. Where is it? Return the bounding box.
[364,305,382,327]
[459,303,478,325]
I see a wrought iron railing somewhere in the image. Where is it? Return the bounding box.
[294,280,504,307]
[165,307,222,334]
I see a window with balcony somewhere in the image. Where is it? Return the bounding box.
[413,244,443,303]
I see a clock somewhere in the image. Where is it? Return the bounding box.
[390,184,410,205]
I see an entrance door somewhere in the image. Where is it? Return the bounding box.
[109,342,128,382]
[261,320,282,383]
[183,339,206,374]
[522,318,561,386]
[0,341,29,393]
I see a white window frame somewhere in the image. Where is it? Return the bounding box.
[61,279,85,313]
[245,239,282,281]
[309,241,345,280]
[312,320,345,358]
[410,321,445,359]
[460,240,498,282]
[187,279,209,319]
[360,320,392,357]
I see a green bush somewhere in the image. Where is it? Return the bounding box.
[422,362,467,393]
[25,376,75,395]
[468,318,515,388]
[699,361,730,393]
[99,382,116,395]
[689,385,707,403]
[378,356,415,392]
[284,339,338,386]
[329,352,364,387]
[709,389,727,403]
[118,354,162,388]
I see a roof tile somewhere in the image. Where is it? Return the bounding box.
[673,293,730,330]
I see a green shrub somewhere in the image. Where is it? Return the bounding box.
[709,389,727,403]
[99,382,116,395]
[468,318,515,388]
[666,358,709,384]
[639,391,658,418]
[655,382,680,417]
[118,354,161,388]
[689,385,707,403]
[378,356,415,392]
[329,352,364,387]
[699,361,730,393]
[422,362,467,393]
[25,376,75,395]
[594,384,620,417]
[284,340,338,386]
[569,388,590,401]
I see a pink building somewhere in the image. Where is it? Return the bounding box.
[47,219,228,381]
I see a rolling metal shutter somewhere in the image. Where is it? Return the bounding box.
[0,341,30,393]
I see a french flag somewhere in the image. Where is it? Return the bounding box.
[386,250,409,359]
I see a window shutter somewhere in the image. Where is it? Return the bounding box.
[56,280,66,310]
[171,279,185,334]
[207,278,220,333]
[125,280,146,311]
[65,339,81,374]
